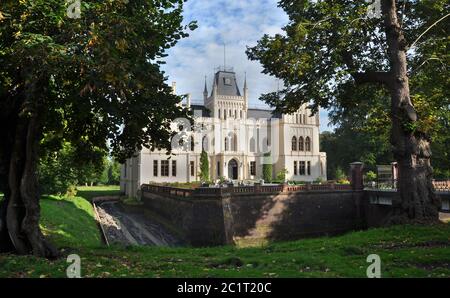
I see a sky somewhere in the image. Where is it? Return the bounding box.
[161,0,333,132]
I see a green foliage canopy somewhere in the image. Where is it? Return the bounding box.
[0,0,197,168]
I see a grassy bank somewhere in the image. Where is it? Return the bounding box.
[76,185,120,202]
[0,187,449,278]
[40,195,102,248]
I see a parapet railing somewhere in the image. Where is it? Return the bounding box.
[433,180,450,192]
[141,182,353,199]
[364,179,450,192]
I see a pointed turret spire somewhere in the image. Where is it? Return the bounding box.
[244,72,248,90]
[244,72,248,110]
[203,75,208,102]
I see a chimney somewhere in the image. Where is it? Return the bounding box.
[171,81,177,95]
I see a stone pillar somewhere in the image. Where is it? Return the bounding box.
[391,162,398,189]
[350,162,364,191]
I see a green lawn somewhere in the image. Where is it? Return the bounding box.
[0,187,449,278]
[76,185,120,202]
[40,195,102,248]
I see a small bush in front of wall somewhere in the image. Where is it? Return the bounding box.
[65,185,78,198]
[365,171,377,182]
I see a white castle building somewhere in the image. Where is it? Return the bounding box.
[121,68,327,197]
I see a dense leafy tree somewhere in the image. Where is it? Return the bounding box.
[247,0,448,223]
[106,160,121,185]
[0,0,195,257]
[38,142,80,195]
[320,123,393,180]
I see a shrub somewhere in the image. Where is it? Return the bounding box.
[334,167,347,181]
[262,153,273,183]
[314,177,325,184]
[65,185,78,198]
[276,168,289,182]
[199,150,210,182]
[365,171,377,182]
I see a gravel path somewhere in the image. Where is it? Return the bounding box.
[96,201,181,247]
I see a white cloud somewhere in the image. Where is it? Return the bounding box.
[162,0,332,131]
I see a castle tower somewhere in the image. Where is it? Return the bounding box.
[204,67,247,120]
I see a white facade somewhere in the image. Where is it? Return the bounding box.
[121,68,327,197]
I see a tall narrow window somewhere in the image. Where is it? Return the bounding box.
[161,160,169,177]
[240,110,243,119]
[299,137,304,151]
[250,161,256,176]
[217,161,221,176]
[172,160,177,177]
[153,160,158,177]
[294,161,298,175]
[202,136,209,151]
[190,136,195,151]
[224,138,229,151]
[307,161,311,176]
[262,137,269,152]
[249,137,256,153]
[232,134,237,151]
[292,136,297,151]
[190,161,195,177]
[218,109,221,119]
[305,137,311,152]
[224,110,227,120]
[299,161,306,175]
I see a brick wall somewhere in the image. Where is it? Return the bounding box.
[140,185,450,247]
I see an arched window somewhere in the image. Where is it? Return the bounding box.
[178,138,185,149]
[190,136,195,151]
[234,110,237,119]
[305,137,311,151]
[224,137,229,151]
[262,137,269,153]
[224,109,227,120]
[299,137,304,151]
[292,136,297,151]
[249,137,256,153]
[218,109,221,119]
[202,136,209,151]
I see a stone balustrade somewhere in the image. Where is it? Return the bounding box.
[141,181,353,199]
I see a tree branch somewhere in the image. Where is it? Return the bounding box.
[342,51,392,86]
[353,72,392,85]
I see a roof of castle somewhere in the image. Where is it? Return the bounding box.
[186,104,280,120]
[212,71,242,97]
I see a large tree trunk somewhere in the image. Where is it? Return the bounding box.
[382,0,440,223]
[0,92,58,258]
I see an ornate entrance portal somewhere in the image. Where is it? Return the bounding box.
[228,159,238,180]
